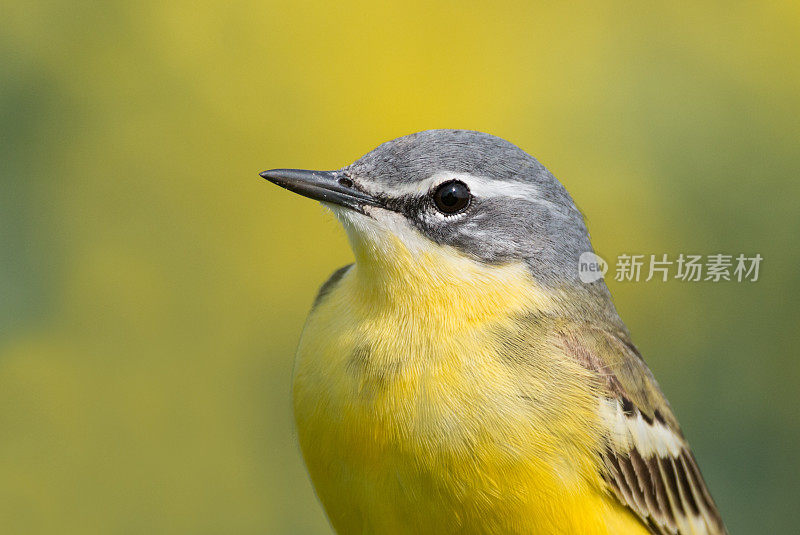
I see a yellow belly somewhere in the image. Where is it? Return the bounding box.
[292,256,648,535]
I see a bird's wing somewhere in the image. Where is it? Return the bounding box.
[557,324,727,535]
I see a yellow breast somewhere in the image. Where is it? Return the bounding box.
[292,237,648,534]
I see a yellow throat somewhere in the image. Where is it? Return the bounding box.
[291,209,647,535]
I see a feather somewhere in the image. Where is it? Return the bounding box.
[558,325,727,535]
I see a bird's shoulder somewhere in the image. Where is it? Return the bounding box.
[547,317,727,535]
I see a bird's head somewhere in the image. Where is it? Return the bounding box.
[262,130,614,317]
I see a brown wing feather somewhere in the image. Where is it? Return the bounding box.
[557,324,727,535]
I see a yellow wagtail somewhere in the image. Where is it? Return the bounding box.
[261,130,726,534]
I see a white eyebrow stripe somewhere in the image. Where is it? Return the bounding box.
[449,171,575,216]
[359,170,575,217]
[444,172,542,200]
[378,171,543,200]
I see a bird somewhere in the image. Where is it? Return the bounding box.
[260,130,726,535]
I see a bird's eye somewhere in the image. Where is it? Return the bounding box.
[432,180,471,214]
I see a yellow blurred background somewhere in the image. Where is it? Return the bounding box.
[2,1,799,533]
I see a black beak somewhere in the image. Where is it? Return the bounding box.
[260,169,379,213]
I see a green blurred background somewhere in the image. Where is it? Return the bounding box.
[2,2,799,533]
